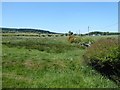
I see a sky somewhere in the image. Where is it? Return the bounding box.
[2,2,118,34]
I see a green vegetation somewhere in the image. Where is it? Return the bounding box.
[84,38,119,63]
[2,27,120,36]
[2,27,58,34]
[2,33,119,88]
[85,31,120,36]
[84,37,120,85]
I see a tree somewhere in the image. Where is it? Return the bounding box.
[68,31,73,35]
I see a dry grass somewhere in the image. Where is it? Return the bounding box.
[3,73,33,83]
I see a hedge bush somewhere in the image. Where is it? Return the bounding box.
[83,38,120,83]
[84,38,119,63]
[68,36,95,44]
[81,38,95,44]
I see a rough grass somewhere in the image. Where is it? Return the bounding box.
[2,35,119,88]
[83,37,120,86]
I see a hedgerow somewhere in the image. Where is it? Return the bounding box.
[83,38,120,84]
[84,38,119,63]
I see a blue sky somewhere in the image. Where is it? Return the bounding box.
[2,2,118,34]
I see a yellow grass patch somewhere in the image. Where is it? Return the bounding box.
[2,73,32,83]
[23,60,45,70]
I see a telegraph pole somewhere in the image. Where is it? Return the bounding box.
[76,31,77,35]
[79,29,80,36]
[88,26,90,36]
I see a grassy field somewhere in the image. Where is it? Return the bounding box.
[2,34,119,88]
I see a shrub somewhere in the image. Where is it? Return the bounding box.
[55,35,58,37]
[84,38,119,63]
[81,38,95,44]
[68,35,75,43]
[48,34,52,37]
[69,37,95,46]
[60,34,64,36]
[83,38,120,80]
[73,37,82,44]
[41,35,46,37]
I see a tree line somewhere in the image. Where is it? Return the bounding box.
[1,27,120,36]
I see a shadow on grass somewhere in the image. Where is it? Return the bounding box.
[90,61,120,87]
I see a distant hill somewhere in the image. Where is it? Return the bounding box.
[1,27,119,36]
[1,27,59,34]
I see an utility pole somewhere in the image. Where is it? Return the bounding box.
[88,26,90,36]
[76,31,77,35]
[79,29,80,36]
